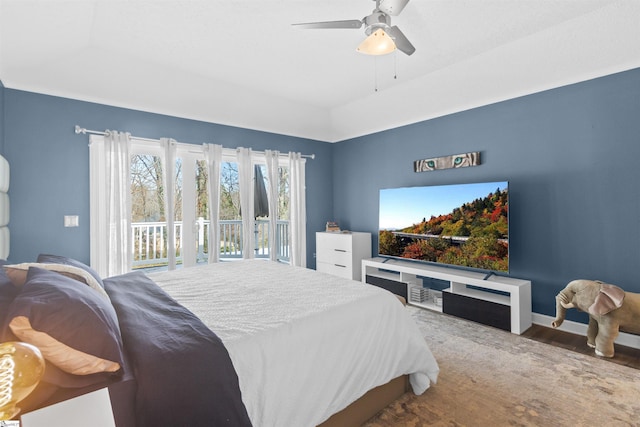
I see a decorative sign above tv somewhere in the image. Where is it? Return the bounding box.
[378,181,509,272]
[414,151,480,172]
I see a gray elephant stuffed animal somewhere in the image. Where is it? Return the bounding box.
[552,279,640,357]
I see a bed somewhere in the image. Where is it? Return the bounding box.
[1,256,439,426]
[148,260,439,425]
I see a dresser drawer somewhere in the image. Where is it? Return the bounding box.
[316,247,352,267]
[316,232,353,252]
[317,261,352,279]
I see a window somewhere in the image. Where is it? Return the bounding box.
[128,141,212,270]
[90,134,303,276]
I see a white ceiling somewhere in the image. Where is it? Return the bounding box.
[1,0,639,142]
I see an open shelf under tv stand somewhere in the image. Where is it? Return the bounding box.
[362,257,532,335]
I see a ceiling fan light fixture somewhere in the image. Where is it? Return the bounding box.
[356,28,396,55]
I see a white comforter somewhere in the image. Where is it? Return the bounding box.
[149,260,439,427]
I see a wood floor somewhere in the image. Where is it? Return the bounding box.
[522,324,640,369]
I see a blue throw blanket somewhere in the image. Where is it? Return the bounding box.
[104,271,252,427]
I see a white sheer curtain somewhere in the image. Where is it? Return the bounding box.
[264,150,280,261]
[237,147,255,259]
[89,131,132,277]
[160,138,177,270]
[289,152,306,267]
[203,143,222,262]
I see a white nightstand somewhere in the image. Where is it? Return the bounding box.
[316,231,371,281]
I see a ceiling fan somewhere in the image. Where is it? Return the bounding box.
[292,0,415,56]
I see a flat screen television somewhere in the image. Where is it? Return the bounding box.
[378,181,509,272]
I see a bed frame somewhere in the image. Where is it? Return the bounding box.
[319,375,409,427]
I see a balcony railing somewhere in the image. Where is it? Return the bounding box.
[132,218,290,269]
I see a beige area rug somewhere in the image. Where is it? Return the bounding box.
[364,307,640,427]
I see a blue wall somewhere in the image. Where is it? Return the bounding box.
[3,67,640,323]
[2,90,333,268]
[332,67,640,321]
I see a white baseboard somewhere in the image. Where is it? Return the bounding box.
[532,313,640,351]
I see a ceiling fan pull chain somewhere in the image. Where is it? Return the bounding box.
[374,56,379,92]
[394,51,398,80]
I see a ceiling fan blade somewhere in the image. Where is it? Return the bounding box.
[292,20,363,30]
[388,25,415,55]
[378,0,410,16]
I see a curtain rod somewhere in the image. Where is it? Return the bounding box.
[75,125,315,159]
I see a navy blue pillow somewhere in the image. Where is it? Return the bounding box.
[5,267,124,388]
[37,254,105,289]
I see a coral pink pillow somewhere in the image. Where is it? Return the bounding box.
[3,267,124,388]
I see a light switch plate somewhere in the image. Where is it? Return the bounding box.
[64,215,79,227]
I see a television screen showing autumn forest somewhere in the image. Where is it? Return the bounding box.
[378,181,509,272]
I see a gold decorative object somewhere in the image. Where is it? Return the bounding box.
[0,342,45,420]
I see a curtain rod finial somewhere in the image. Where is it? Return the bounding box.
[74,125,86,135]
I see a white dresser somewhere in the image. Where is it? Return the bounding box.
[315,231,371,281]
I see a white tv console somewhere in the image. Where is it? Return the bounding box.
[362,257,532,335]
